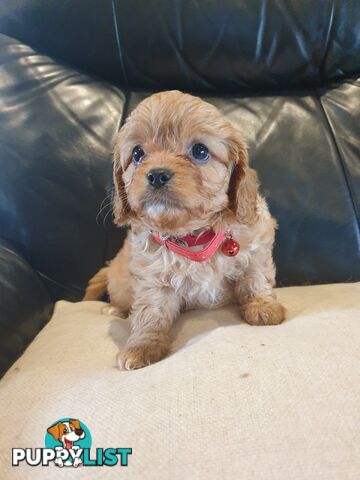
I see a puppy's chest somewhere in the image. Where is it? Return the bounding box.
[147,249,245,309]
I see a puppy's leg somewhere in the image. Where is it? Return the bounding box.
[235,250,285,326]
[117,288,180,370]
[107,238,133,317]
[83,266,108,300]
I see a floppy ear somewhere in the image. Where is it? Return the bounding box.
[69,419,81,430]
[47,422,62,440]
[227,131,259,225]
[113,133,131,225]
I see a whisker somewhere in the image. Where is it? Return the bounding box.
[96,205,113,225]
[98,199,113,215]
[102,206,114,226]
[96,189,115,225]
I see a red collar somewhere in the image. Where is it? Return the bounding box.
[151,230,226,262]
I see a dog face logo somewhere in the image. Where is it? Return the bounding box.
[46,418,89,467]
[47,419,85,450]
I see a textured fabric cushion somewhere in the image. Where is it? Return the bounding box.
[0,283,359,479]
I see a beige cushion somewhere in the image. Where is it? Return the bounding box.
[0,282,359,479]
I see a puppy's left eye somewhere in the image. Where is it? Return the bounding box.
[132,145,145,164]
[189,143,209,162]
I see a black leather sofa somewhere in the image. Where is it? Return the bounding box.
[0,0,359,376]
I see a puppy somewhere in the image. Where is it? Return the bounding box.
[85,90,285,370]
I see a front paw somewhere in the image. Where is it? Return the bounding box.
[117,342,169,370]
[240,296,286,326]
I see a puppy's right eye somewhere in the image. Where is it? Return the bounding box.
[132,146,145,164]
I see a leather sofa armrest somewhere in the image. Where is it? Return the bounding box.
[0,239,53,376]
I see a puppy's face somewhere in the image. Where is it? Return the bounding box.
[113,91,258,234]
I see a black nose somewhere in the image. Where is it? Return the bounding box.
[75,428,83,436]
[147,169,173,189]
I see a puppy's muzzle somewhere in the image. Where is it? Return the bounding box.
[75,428,84,436]
[147,169,173,189]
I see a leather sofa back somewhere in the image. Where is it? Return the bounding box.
[1,0,360,92]
[111,0,360,92]
[0,0,120,85]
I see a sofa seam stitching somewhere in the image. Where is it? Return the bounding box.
[111,0,128,85]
